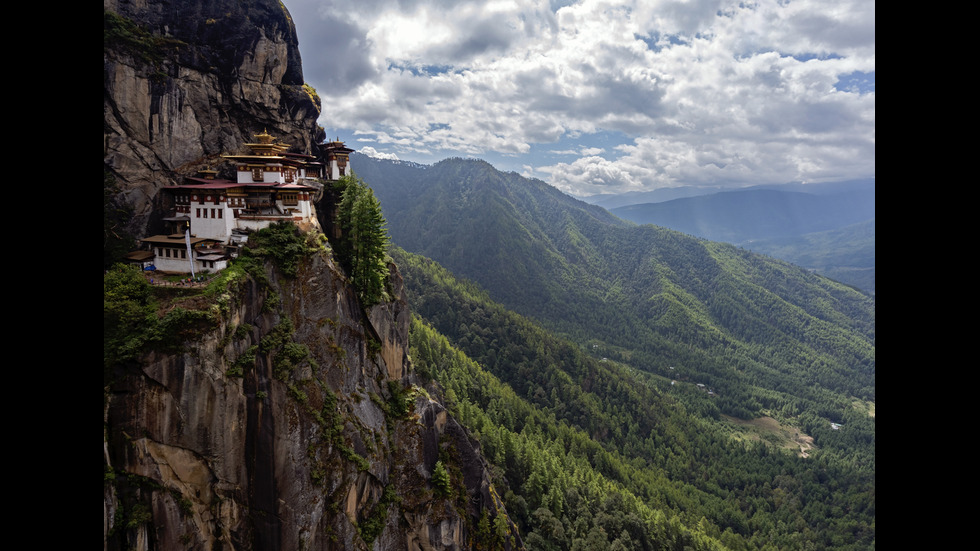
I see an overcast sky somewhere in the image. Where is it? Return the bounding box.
[285,0,874,197]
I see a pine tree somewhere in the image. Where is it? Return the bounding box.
[432,460,451,497]
[351,187,390,305]
[334,173,390,306]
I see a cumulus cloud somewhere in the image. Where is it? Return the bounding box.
[538,155,645,196]
[287,0,875,195]
[358,146,400,160]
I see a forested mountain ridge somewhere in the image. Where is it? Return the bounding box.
[354,154,629,317]
[393,247,875,550]
[349,152,874,548]
[356,154,875,421]
[747,219,875,294]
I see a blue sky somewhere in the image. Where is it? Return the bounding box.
[285,0,875,197]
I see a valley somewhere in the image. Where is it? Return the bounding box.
[357,153,875,549]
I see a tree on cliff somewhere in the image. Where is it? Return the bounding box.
[335,173,390,306]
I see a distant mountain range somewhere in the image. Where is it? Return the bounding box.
[583,179,874,209]
[580,186,721,209]
[606,181,875,292]
[609,183,874,242]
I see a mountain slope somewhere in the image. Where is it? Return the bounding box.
[352,154,875,548]
[748,219,876,294]
[394,247,876,550]
[356,155,875,419]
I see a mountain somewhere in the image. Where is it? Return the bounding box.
[610,185,875,243]
[747,219,876,294]
[353,153,875,548]
[608,184,875,292]
[394,246,875,550]
[104,3,521,549]
[356,154,875,410]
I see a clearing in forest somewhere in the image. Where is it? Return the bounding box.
[721,415,815,457]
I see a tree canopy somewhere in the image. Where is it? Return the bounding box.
[334,173,391,306]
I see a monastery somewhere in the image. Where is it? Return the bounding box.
[130,132,353,274]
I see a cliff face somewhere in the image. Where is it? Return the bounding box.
[105,243,519,550]
[104,2,520,548]
[104,0,324,238]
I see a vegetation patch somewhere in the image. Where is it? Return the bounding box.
[242,221,315,278]
[303,83,320,106]
[431,460,451,498]
[226,345,257,377]
[357,484,400,544]
[853,399,875,418]
[104,265,221,382]
[103,9,185,67]
[723,414,815,456]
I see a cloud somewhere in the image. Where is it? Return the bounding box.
[286,0,874,195]
[538,155,647,196]
[550,146,605,156]
[290,1,378,94]
[359,146,400,160]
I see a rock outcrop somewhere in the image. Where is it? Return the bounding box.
[104,243,520,550]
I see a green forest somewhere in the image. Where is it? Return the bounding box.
[396,248,874,550]
[350,154,874,549]
[362,157,874,423]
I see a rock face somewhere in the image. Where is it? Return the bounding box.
[104,2,521,548]
[104,0,324,238]
[104,247,521,550]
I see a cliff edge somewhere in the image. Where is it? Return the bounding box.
[104,228,521,550]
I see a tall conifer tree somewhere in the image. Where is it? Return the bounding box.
[335,173,390,306]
